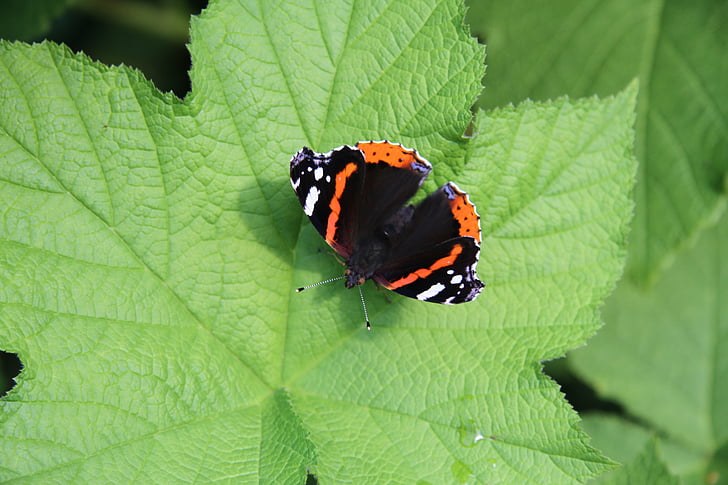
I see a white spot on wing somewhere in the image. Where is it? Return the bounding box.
[314,167,324,181]
[450,274,463,284]
[303,187,320,216]
[417,283,445,301]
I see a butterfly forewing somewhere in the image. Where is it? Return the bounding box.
[290,145,366,258]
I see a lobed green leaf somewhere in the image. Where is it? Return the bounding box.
[0,0,638,482]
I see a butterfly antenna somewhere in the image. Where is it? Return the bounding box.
[295,276,345,292]
[358,285,371,331]
[295,276,371,330]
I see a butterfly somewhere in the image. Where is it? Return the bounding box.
[290,141,484,328]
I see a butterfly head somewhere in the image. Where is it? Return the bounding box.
[344,268,367,289]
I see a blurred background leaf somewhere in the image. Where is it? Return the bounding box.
[467,0,728,286]
[0,0,74,41]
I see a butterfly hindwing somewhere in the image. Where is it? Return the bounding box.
[373,182,484,303]
[374,237,483,303]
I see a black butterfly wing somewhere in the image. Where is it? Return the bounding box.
[290,142,432,258]
[352,141,432,237]
[374,237,483,303]
[290,145,365,258]
[373,182,484,303]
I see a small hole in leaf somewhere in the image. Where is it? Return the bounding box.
[0,351,22,398]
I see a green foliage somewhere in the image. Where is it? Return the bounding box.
[0,0,72,41]
[582,413,704,482]
[572,217,728,483]
[468,0,728,285]
[468,2,728,483]
[0,0,638,483]
[597,438,680,485]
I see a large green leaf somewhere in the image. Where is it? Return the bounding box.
[467,0,728,285]
[0,0,637,482]
[571,214,728,483]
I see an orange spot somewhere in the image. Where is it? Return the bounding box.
[325,162,358,245]
[356,141,427,169]
[385,244,463,289]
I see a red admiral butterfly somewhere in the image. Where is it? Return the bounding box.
[290,141,484,329]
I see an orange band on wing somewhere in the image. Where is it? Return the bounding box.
[384,244,463,289]
[448,188,481,242]
[356,141,428,170]
[325,162,359,245]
